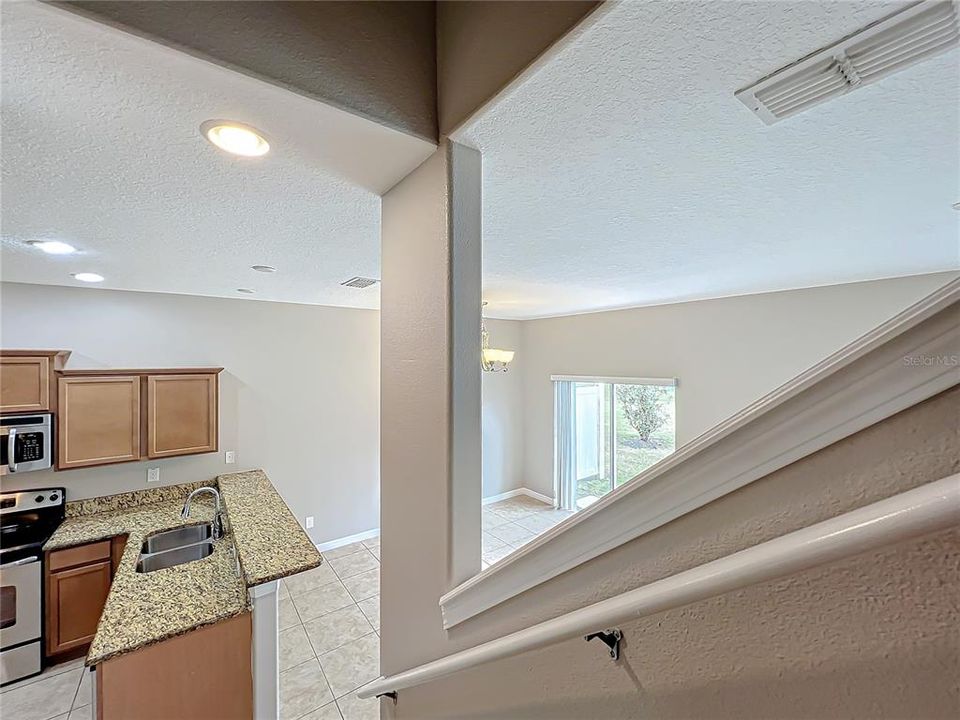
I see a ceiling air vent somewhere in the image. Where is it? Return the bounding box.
[736,0,959,124]
[340,276,379,289]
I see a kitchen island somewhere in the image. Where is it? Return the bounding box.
[44,469,320,719]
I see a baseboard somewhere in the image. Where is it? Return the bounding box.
[315,527,380,552]
[520,488,556,505]
[483,487,556,507]
[317,489,556,551]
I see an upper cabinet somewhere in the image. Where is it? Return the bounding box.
[1,351,222,471]
[0,350,70,414]
[147,373,218,458]
[55,367,222,471]
[58,375,142,470]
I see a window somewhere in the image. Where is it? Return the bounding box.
[554,376,676,511]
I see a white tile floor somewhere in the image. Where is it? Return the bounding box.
[4,496,569,720]
[279,495,570,719]
[481,495,572,568]
[280,535,382,720]
[0,657,92,720]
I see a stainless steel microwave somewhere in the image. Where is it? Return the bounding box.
[0,414,53,473]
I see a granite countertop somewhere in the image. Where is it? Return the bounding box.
[218,469,322,586]
[44,469,322,666]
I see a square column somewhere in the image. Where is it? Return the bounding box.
[380,141,482,674]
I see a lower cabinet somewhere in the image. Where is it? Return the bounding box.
[45,537,125,660]
[96,612,253,720]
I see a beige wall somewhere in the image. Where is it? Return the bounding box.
[60,0,438,141]
[481,319,524,497]
[389,385,960,719]
[0,282,380,545]
[519,272,957,498]
[380,143,483,674]
[437,0,601,135]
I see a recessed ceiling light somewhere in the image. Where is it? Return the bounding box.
[72,272,104,283]
[27,240,77,255]
[251,265,277,273]
[236,288,255,294]
[201,120,269,157]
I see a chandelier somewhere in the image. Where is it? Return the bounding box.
[481,302,515,372]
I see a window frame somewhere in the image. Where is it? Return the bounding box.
[552,376,678,510]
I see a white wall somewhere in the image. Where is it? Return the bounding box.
[4,274,950,541]
[481,318,523,497]
[518,272,957,498]
[0,282,380,544]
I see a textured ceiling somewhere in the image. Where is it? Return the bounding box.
[1,1,434,308]
[457,0,960,318]
[3,1,957,318]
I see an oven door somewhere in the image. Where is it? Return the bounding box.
[0,556,42,649]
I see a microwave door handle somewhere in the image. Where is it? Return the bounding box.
[7,428,16,473]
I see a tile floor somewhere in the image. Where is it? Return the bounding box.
[279,535,382,720]
[481,495,572,569]
[278,495,570,719]
[0,656,92,720]
[4,496,569,720]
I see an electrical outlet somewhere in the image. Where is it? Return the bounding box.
[305,516,314,529]
[225,451,236,464]
[147,467,160,483]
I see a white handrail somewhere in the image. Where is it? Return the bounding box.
[359,474,960,699]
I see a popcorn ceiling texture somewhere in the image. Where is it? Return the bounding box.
[60,0,438,142]
[391,387,960,718]
[46,471,321,665]
[456,0,959,318]
[1,1,433,308]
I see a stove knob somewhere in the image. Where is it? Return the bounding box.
[49,493,59,502]
[35,494,44,503]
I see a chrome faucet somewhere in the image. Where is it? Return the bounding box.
[181,486,224,541]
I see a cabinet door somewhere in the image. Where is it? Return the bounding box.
[147,374,218,458]
[0,356,50,413]
[46,559,111,656]
[58,376,141,469]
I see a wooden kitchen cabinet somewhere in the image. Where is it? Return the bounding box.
[147,373,218,458]
[57,376,141,470]
[97,612,253,720]
[53,367,221,470]
[110,535,127,575]
[46,541,113,658]
[0,350,69,414]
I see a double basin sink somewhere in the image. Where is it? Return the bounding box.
[136,523,214,573]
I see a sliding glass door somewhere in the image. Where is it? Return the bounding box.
[555,377,676,511]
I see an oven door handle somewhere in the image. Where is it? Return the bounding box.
[0,556,38,568]
[7,427,17,473]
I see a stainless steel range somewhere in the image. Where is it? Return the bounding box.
[0,488,65,686]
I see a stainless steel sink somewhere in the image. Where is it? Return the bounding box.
[140,523,212,554]
[136,541,214,573]
[135,522,215,573]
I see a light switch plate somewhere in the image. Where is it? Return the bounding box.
[147,467,160,483]
[225,451,236,464]
[305,516,314,529]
